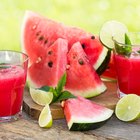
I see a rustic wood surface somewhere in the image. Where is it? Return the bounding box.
[0,112,139,140]
[0,81,139,140]
[23,81,119,120]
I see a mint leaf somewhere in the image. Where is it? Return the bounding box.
[56,91,77,102]
[125,33,131,45]
[39,86,51,92]
[115,33,132,57]
[56,73,66,94]
[51,87,59,103]
[38,73,76,104]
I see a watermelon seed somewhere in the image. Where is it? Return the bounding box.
[32,25,37,30]
[36,31,41,36]
[44,39,48,44]
[81,44,86,49]
[78,58,84,65]
[91,35,95,39]
[73,55,76,59]
[48,51,52,55]
[36,57,42,63]
[38,36,44,41]
[48,61,53,68]
[66,64,70,70]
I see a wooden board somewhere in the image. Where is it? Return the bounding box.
[23,81,119,120]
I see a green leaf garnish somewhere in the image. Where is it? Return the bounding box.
[38,73,76,104]
[137,50,140,54]
[39,86,51,92]
[125,33,131,45]
[56,72,66,94]
[115,33,132,57]
[56,91,76,102]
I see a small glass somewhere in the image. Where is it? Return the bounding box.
[113,32,140,98]
[0,50,28,122]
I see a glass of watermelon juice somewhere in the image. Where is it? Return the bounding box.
[113,32,140,98]
[0,50,28,122]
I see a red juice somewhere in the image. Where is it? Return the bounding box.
[0,65,26,117]
[114,50,140,96]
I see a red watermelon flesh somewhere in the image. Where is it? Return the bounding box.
[28,38,68,88]
[80,36,108,70]
[65,42,106,98]
[21,11,108,72]
[62,96,114,131]
[102,52,116,80]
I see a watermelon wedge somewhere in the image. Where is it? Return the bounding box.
[28,38,68,88]
[62,96,114,131]
[21,11,110,75]
[102,52,117,80]
[65,42,106,98]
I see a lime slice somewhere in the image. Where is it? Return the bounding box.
[115,94,140,122]
[30,87,53,106]
[38,104,53,128]
[99,20,128,49]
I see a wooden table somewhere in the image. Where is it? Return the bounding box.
[0,81,140,140]
[0,112,139,140]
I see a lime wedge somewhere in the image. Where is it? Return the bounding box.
[115,94,140,122]
[30,87,53,106]
[39,104,53,128]
[99,20,128,49]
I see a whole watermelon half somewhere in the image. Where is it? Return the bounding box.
[21,11,110,75]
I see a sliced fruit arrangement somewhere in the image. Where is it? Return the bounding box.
[28,73,111,131]
[115,94,140,122]
[21,10,110,77]
[62,96,114,131]
[22,11,108,98]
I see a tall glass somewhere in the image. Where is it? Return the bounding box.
[0,50,28,122]
[113,32,140,98]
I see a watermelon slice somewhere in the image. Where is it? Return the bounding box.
[102,52,116,80]
[65,42,106,98]
[28,38,68,88]
[62,96,114,131]
[21,11,110,75]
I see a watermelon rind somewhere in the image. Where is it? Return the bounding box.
[96,49,111,75]
[66,82,106,98]
[93,47,109,70]
[68,108,113,131]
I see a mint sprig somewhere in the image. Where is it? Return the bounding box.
[115,33,132,57]
[38,73,76,104]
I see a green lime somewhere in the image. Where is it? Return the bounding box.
[38,104,53,128]
[30,87,53,106]
[99,20,128,49]
[115,94,140,122]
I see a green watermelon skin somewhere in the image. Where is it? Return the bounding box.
[70,121,108,131]
[65,42,106,98]
[62,96,114,131]
[21,11,109,74]
[28,38,68,88]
